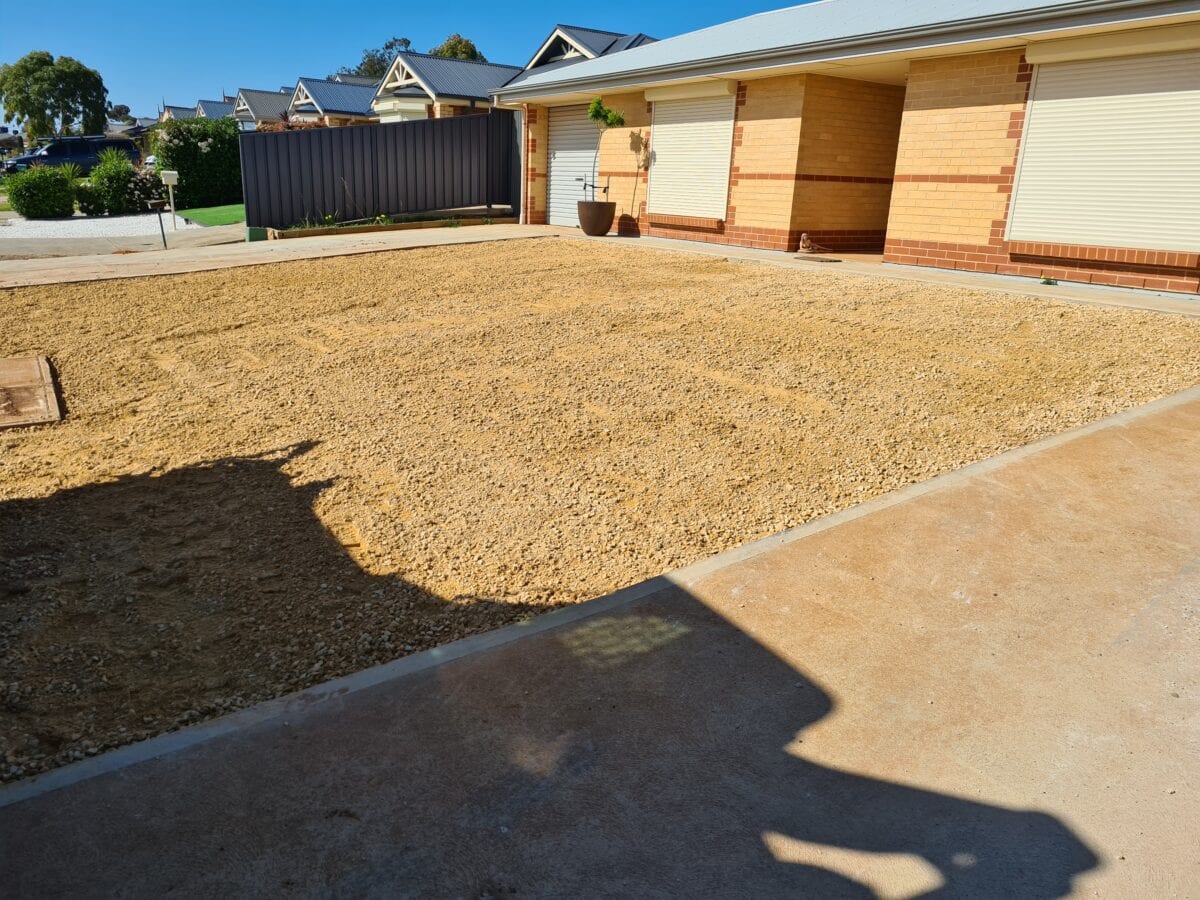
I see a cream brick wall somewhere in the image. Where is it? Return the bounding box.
[596,92,651,227]
[887,49,1028,243]
[728,76,806,231]
[798,75,905,178]
[524,104,548,224]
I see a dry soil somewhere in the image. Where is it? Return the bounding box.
[2,237,1199,780]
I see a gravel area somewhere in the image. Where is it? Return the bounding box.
[0,211,198,238]
[2,237,1199,781]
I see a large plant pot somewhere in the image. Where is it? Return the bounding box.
[577,200,616,236]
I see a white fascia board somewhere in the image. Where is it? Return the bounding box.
[524,28,597,70]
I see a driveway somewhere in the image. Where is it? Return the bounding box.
[3,239,1200,782]
[3,387,1197,896]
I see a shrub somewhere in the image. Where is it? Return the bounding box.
[87,148,135,215]
[128,167,165,211]
[6,165,75,218]
[74,182,104,215]
[150,117,242,208]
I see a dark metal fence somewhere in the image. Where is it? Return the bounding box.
[238,110,520,229]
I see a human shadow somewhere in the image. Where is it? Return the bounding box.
[0,449,1099,896]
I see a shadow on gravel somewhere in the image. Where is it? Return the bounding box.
[1,446,1099,896]
[0,442,541,780]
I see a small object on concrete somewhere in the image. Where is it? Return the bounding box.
[147,199,168,249]
[160,170,179,230]
[0,356,62,429]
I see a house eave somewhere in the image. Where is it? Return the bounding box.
[492,0,1197,102]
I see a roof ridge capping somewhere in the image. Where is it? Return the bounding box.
[494,0,1180,98]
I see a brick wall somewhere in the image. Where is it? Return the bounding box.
[596,92,652,235]
[884,49,1200,294]
[524,105,548,225]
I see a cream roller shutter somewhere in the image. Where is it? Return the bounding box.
[648,95,736,219]
[1007,49,1200,252]
[547,105,598,227]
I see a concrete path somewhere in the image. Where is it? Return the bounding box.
[583,233,1200,318]
[0,225,559,288]
[3,387,1198,897]
[0,223,244,260]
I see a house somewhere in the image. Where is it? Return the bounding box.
[159,105,196,123]
[287,78,380,126]
[372,53,522,122]
[195,99,236,119]
[233,88,293,131]
[494,1,1200,294]
[523,24,656,70]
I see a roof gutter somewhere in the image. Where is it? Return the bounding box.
[493,0,1194,101]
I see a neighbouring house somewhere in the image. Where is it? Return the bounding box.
[524,24,657,70]
[333,74,382,86]
[159,105,196,123]
[287,78,380,126]
[195,99,236,119]
[494,1,1200,294]
[372,52,522,122]
[233,88,293,131]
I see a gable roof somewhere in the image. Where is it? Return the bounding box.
[496,0,1183,100]
[234,88,293,122]
[291,78,379,116]
[196,99,235,118]
[374,52,521,104]
[524,24,657,70]
[161,105,195,120]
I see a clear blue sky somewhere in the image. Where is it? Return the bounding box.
[0,1,787,119]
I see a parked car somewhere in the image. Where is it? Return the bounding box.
[2,136,140,175]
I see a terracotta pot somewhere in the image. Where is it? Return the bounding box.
[577,200,616,236]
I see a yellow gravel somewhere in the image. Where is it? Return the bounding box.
[2,237,1199,779]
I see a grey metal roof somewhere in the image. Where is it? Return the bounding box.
[294,78,379,116]
[390,52,522,102]
[557,25,628,57]
[497,0,1178,97]
[236,88,292,121]
[196,99,235,118]
[333,74,382,86]
[162,105,195,119]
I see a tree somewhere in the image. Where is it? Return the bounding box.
[338,36,412,79]
[108,102,135,124]
[429,34,487,62]
[586,97,625,201]
[0,51,107,138]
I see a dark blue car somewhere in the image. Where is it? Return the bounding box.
[2,136,139,176]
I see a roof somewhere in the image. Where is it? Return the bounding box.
[333,74,382,86]
[376,52,522,103]
[496,0,1179,98]
[162,105,195,119]
[196,99,235,118]
[235,88,292,121]
[293,78,379,116]
[522,24,657,71]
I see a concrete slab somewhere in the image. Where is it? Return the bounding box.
[2,387,1197,896]
[0,225,561,289]
[0,356,61,429]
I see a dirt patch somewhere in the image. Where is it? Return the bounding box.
[2,238,1199,780]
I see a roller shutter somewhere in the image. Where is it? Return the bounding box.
[546,105,597,227]
[1007,49,1200,251]
[648,95,736,220]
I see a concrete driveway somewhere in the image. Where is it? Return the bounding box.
[2,388,1198,897]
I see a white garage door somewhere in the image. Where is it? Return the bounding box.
[648,95,736,220]
[1007,49,1200,251]
[546,105,597,227]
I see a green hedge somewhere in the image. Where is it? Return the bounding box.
[150,118,242,209]
[6,165,76,218]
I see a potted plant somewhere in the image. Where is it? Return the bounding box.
[577,97,625,236]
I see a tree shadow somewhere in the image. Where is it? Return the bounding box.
[0,443,543,777]
[0,448,1100,896]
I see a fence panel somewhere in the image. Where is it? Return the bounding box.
[238,110,519,229]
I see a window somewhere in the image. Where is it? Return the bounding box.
[647,95,736,221]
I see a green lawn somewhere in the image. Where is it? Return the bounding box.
[179,203,245,227]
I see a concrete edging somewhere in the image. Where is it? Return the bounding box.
[3,382,1199,807]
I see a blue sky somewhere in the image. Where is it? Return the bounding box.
[1,1,787,119]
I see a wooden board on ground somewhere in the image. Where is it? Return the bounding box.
[0,356,62,429]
